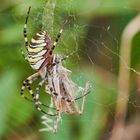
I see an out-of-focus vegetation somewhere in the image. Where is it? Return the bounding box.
[1,0,140,140]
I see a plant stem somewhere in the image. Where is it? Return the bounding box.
[110,14,140,140]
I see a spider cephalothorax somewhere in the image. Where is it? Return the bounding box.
[20,6,90,132]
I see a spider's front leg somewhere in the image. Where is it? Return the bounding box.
[21,6,31,61]
[52,19,69,50]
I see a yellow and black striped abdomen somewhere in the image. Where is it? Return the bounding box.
[27,31,53,70]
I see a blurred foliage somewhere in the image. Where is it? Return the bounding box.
[1,0,140,140]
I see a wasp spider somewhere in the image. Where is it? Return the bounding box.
[20,6,90,132]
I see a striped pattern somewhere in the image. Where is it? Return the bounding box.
[23,7,63,71]
[27,31,53,70]
[23,6,31,51]
[20,72,40,101]
[20,72,55,115]
[52,29,63,50]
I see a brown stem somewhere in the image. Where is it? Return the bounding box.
[110,14,140,140]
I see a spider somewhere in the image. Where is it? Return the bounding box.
[20,6,90,132]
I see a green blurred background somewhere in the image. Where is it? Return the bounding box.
[1,0,140,140]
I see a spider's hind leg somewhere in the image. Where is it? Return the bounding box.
[35,79,46,112]
[35,78,56,116]
[20,6,31,61]
[20,72,40,101]
[20,73,56,114]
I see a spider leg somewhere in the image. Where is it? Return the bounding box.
[35,78,45,109]
[52,28,63,50]
[20,72,40,101]
[20,72,55,111]
[52,19,68,50]
[23,6,31,51]
[27,84,54,109]
[35,78,56,116]
[21,6,31,62]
